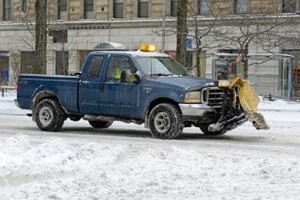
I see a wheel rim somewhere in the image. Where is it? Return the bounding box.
[39,106,53,126]
[154,112,171,133]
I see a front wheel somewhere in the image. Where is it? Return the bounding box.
[35,99,66,132]
[149,103,183,139]
[199,124,226,136]
[88,120,113,129]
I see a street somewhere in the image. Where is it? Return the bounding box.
[1,111,300,151]
[1,91,300,200]
[1,107,300,199]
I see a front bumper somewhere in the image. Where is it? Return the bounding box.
[179,103,215,117]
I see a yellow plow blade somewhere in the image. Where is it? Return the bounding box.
[229,77,269,130]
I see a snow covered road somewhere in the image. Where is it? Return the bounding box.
[1,92,300,200]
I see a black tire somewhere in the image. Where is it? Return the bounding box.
[35,99,66,132]
[88,120,113,129]
[199,124,226,136]
[149,103,183,139]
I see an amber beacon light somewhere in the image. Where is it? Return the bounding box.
[139,44,157,52]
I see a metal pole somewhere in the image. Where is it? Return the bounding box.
[288,57,294,100]
[281,59,287,97]
[161,0,166,53]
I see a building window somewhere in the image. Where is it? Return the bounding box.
[234,0,248,14]
[138,0,148,18]
[3,0,12,21]
[58,0,67,20]
[113,0,123,18]
[0,52,9,85]
[171,0,179,17]
[56,51,69,75]
[49,30,68,43]
[198,0,212,15]
[84,0,94,19]
[21,0,28,14]
[282,0,296,13]
[21,51,34,74]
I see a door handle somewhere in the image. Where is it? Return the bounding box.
[80,80,89,85]
[100,84,105,92]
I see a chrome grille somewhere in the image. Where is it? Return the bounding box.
[202,87,236,108]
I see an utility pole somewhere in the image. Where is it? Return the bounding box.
[161,0,166,53]
[34,0,47,74]
[176,0,187,65]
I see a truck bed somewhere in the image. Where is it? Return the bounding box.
[17,74,79,113]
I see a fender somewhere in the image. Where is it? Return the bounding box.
[31,86,67,121]
[143,89,184,128]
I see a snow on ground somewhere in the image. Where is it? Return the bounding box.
[1,90,300,200]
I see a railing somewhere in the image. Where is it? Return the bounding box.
[0,86,16,97]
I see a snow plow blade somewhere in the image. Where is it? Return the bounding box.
[226,77,269,130]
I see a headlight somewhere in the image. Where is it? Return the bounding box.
[218,80,231,87]
[184,91,201,103]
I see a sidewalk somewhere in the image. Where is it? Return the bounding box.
[258,98,300,112]
[2,90,300,112]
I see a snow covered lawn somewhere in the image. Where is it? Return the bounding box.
[1,90,300,200]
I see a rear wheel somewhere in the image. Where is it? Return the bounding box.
[149,103,183,139]
[199,124,226,136]
[35,99,66,132]
[88,120,113,129]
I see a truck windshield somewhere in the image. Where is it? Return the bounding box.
[135,57,189,76]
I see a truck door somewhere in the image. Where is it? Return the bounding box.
[78,55,104,114]
[98,55,139,118]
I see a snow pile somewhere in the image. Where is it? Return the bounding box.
[0,90,29,115]
[0,134,300,200]
[258,97,300,112]
[1,90,300,199]
[0,89,15,102]
[252,98,300,134]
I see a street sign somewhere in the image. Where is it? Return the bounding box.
[185,39,192,49]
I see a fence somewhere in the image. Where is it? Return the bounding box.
[1,85,16,97]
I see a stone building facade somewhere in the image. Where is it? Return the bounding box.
[1,0,300,98]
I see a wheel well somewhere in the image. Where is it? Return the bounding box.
[32,92,61,121]
[144,98,182,130]
[147,98,180,116]
[33,92,57,108]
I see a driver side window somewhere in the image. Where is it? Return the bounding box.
[107,55,136,80]
[87,56,103,81]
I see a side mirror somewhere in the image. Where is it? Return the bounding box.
[120,69,131,82]
[132,72,142,84]
[120,70,141,84]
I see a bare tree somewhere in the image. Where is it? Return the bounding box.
[34,0,47,74]
[10,51,21,85]
[176,0,188,65]
[48,27,69,75]
[186,1,222,77]
[213,14,288,79]
[21,11,72,76]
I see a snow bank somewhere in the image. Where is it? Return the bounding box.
[0,90,29,115]
[1,90,300,199]
[0,134,300,200]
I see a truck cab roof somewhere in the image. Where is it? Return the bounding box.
[89,50,170,58]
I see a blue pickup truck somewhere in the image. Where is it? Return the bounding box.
[16,47,249,139]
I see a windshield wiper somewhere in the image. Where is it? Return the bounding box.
[180,73,191,76]
[150,73,173,76]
